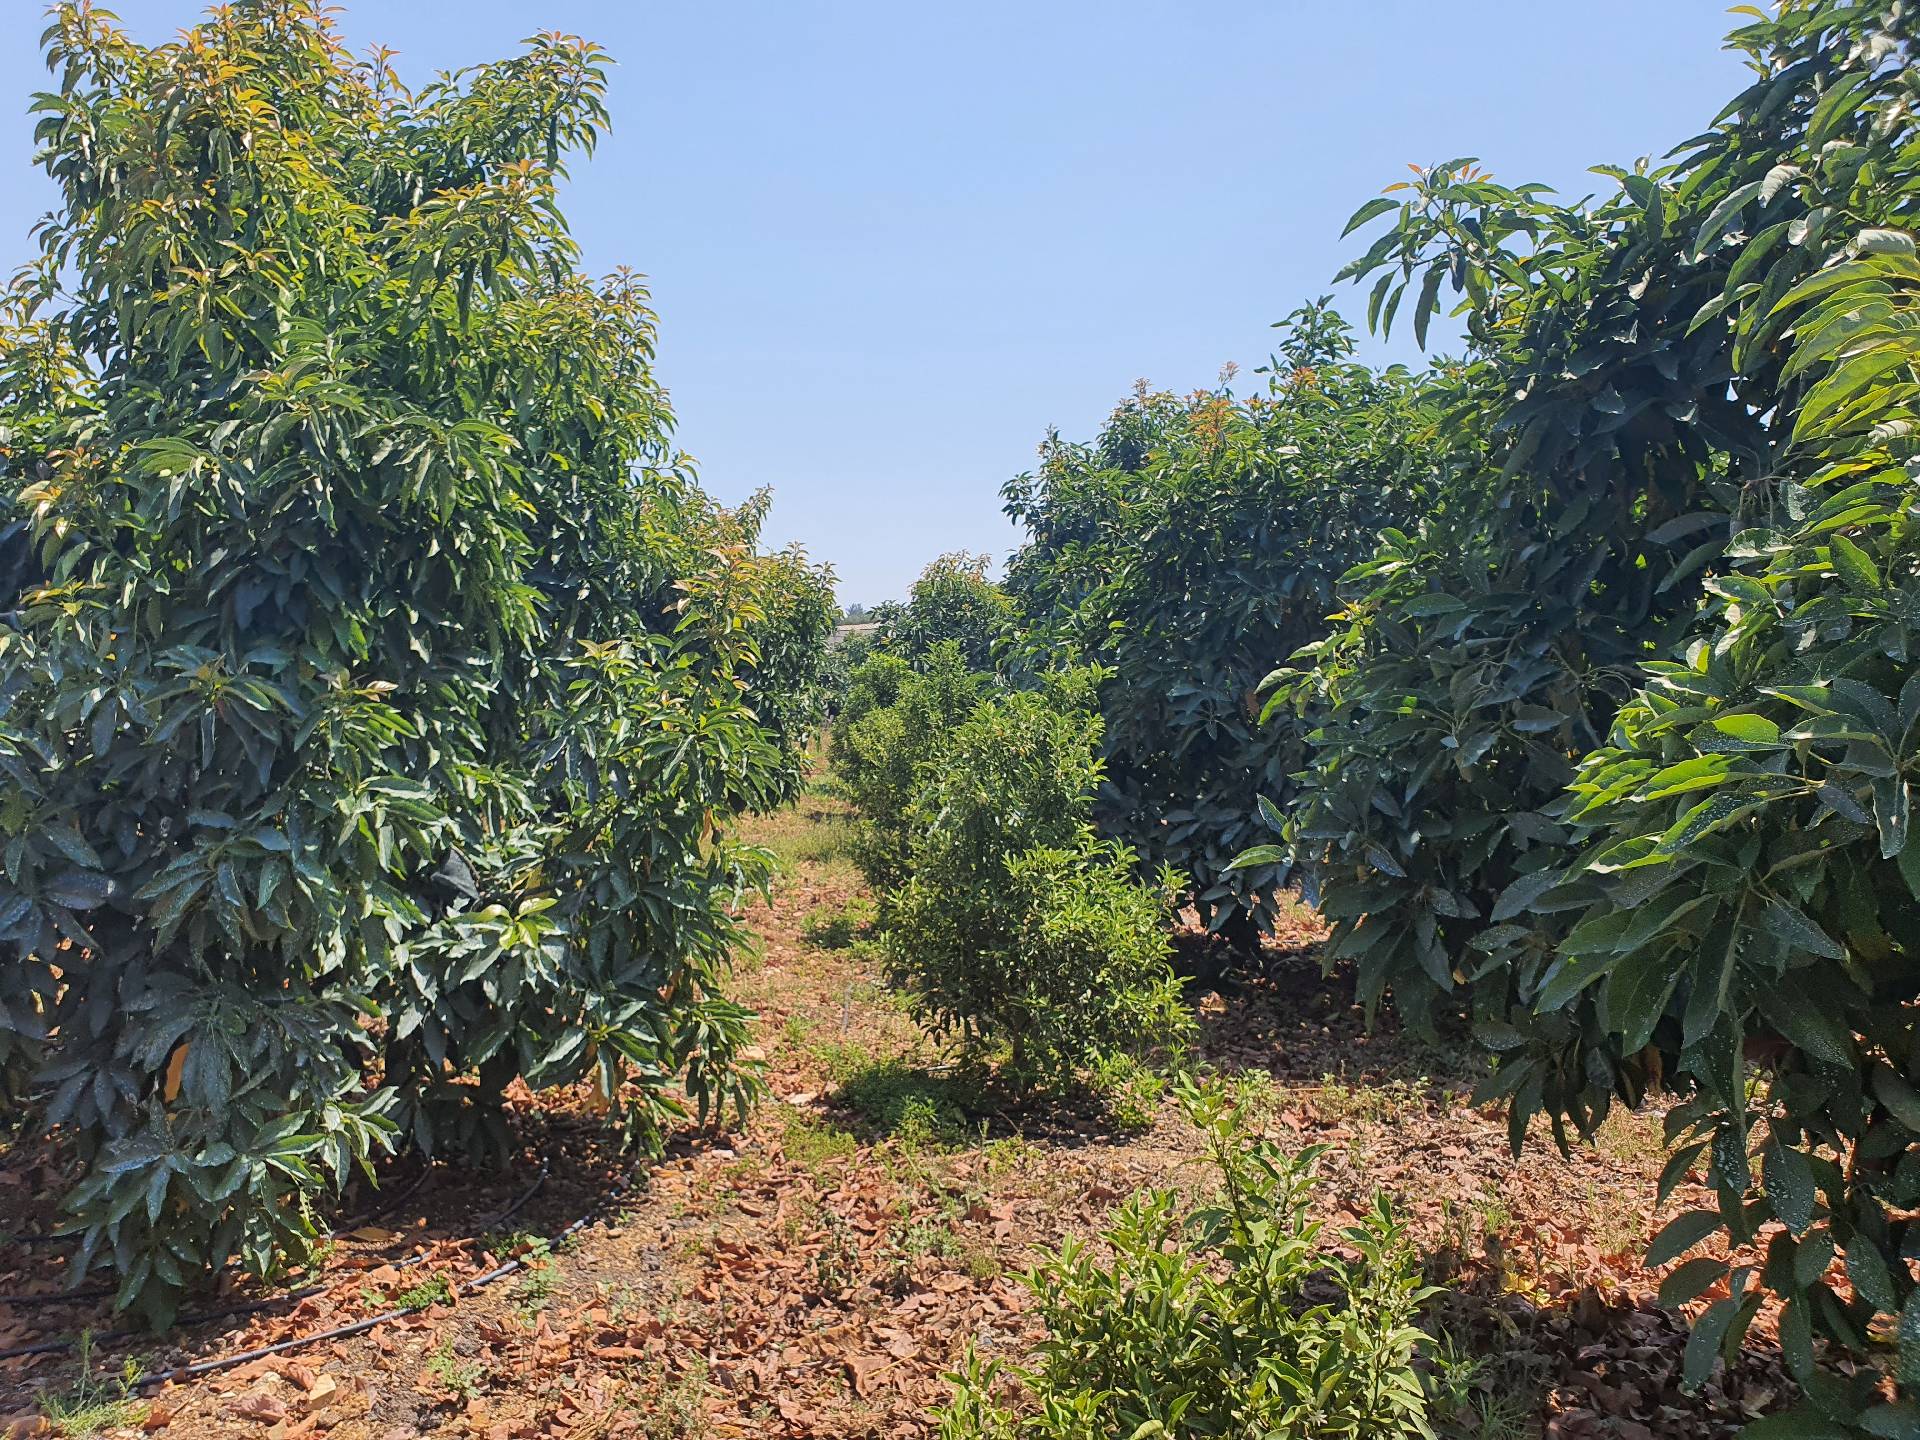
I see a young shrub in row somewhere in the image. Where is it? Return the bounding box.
[890,837,1188,1091]
[713,493,839,805]
[832,642,986,892]
[938,1077,1437,1438]
[882,678,1190,1089]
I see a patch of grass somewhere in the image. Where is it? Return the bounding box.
[394,1271,457,1309]
[832,1058,973,1147]
[605,1282,643,1325]
[37,1333,147,1438]
[1426,1331,1539,1440]
[963,1243,1003,1282]
[1086,1052,1168,1132]
[489,1228,550,1260]
[879,1205,957,1291]
[809,1037,877,1082]
[738,806,857,877]
[1431,1189,1516,1283]
[1594,1106,1665,1169]
[511,1251,559,1317]
[802,896,873,950]
[780,1111,859,1173]
[811,1209,863,1297]
[780,1012,815,1048]
[1576,1179,1646,1260]
[979,1133,1038,1185]
[1306,1073,1427,1126]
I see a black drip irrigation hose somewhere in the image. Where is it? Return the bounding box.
[0,1156,577,1371]
[132,1162,635,1393]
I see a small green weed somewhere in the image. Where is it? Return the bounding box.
[1307,1074,1426,1126]
[425,1336,486,1401]
[512,1254,560,1316]
[395,1272,456,1309]
[1087,1051,1167,1131]
[811,1209,863,1296]
[634,1356,711,1439]
[37,1332,147,1438]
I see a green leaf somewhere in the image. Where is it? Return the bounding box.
[1761,900,1843,961]
[1759,979,1856,1068]
[44,869,114,911]
[1828,533,1882,592]
[1660,1256,1729,1307]
[1711,713,1782,746]
[1412,264,1446,351]
[1847,1237,1898,1314]
[1763,1142,1816,1235]
[1900,1290,1920,1390]
[1873,1067,1920,1133]
[1682,1296,1738,1390]
[1792,1230,1834,1289]
[1340,196,1398,238]
[1648,1209,1723,1267]
[1737,1408,1849,1439]
[1491,870,1561,922]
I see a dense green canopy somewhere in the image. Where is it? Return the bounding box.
[0,1,824,1324]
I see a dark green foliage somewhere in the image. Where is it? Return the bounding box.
[833,656,1189,1088]
[1262,1,1893,1042]
[1250,2,1920,1425]
[869,551,1015,672]
[719,497,838,802]
[0,3,816,1325]
[885,678,1189,1085]
[938,1077,1437,1438]
[1546,70,1920,1433]
[819,625,880,716]
[892,834,1188,1087]
[832,644,986,893]
[1004,304,1433,939]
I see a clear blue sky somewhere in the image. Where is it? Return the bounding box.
[0,3,1751,606]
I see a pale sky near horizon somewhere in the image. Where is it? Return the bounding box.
[0,3,1753,606]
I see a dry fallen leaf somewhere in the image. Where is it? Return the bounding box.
[161,1043,190,1103]
[230,1390,288,1424]
[844,1353,893,1398]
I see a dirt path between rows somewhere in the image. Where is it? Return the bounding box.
[2,789,1793,1439]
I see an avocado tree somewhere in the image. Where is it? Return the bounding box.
[689,487,838,801]
[870,551,1015,672]
[1006,306,1433,943]
[0,1,810,1324]
[1249,2,1920,1425]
